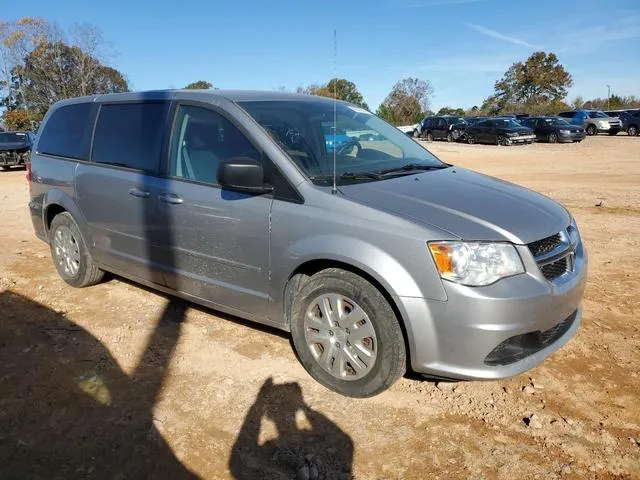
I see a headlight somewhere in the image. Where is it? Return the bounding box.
[568,217,580,245]
[428,241,525,286]
[559,129,570,134]
[597,120,608,127]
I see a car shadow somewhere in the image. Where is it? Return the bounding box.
[0,290,197,479]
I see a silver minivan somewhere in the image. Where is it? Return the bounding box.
[29,90,587,397]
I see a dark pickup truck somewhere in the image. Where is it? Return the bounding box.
[0,131,35,170]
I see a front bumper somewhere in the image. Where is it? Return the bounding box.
[506,134,536,144]
[0,150,28,167]
[559,131,586,142]
[401,240,587,380]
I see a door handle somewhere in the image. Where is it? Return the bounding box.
[158,193,184,205]
[128,187,150,198]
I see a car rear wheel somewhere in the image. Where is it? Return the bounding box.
[628,125,639,136]
[586,124,597,136]
[466,134,475,144]
[49,212,104,288]
[548,132,558,143]
[446,132,453,142]
[290,268,406,398]
[425,132,433,142]
[413,129,421,139]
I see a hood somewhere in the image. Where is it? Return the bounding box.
[496,126,533,134]
[339,167,570,244]
[0,141,29,151]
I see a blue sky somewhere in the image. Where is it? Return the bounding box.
[5,0,640,111]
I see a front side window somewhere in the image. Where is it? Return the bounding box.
[239,100,445,184]
[169,105,259,184]
[37,103,94,160]
[92,102,168,172]
[588,111,608,119]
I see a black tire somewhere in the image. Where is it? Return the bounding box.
[290,268,406,398]
[49,212,104,288]
[466,134,475,145]
[425,132,433,142]
[586,124,597,136]
[608,130,619,136]
[497,135,508,146]
[547,132,558,143]
[446,132,453,142]
[628,125,638,136]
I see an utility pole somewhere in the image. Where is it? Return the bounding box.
[607,85,611,110]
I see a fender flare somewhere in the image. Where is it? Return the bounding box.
[42,189,90,241]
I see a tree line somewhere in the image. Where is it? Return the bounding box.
[1,17,638,131]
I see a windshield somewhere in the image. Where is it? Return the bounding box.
[0,132,28,143]
[588,111,608,119]
[494,118,523,128]
[239,100,446,183]
[542,117,571,126]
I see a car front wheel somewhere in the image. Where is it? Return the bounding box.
[628,125,639,136]
[586,124,597,136]
[548,132,558,143]
[290,268,406,398]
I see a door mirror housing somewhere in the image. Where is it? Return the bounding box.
[218,157,272,193]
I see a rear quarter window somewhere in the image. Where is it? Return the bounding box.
[91,102,169,173]
[37,103,95,160]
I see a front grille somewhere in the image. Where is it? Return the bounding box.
[540,257,569,280]
[484,310,578,366]
[528,234,562,257]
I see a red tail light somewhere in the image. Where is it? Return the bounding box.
[26,161,32,182]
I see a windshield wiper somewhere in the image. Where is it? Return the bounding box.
[378,163,448,176]
[309,171,383,184]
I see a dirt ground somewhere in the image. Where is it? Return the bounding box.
[1,135,639,479]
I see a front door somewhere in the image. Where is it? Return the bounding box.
[153,103,271,318]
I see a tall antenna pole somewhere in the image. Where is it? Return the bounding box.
[332,29,338,195]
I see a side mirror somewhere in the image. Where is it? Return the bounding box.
[217,157,272,194]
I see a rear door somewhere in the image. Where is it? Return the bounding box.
[76,101,171,284]
[433,118,446,139]
[152,102,272,317]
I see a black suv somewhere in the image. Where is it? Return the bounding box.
[464,117,535,146]
[622,110,640,136]
[0,131,35,170]
[419,116,467,142]
[520,116,586,143]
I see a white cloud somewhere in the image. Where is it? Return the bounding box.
[466,23,541,49]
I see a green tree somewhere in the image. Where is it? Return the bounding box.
[375,103,395,124]
[437,106,465,116]
[184,80,213,89]
[20,41,127,116]
[571,96,584,109]
[491,51,572,111]
[377,77,434,125]
[298,78,369,109]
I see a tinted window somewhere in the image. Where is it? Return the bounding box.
[38,103,94,159]
[92,103,168,172]
[169,105,259,184]
[558,112,573,118]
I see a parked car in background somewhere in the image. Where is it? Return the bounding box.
[0,131,35,171]
[464,116,488,126]
[419,116,467,142]
[622,110,640,136]
[396,123,420,136]
[322,124,359,155]
[465,117,535,145]
[29,90,586,397]
[558,110,622,136]
[520,116,586,143]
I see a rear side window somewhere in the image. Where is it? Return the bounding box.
[92,102,168,172]
[37,103,94,160]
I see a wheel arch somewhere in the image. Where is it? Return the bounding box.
[282,255,423,372]
[42,189,89,241]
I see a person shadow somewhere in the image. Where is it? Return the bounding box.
[0,290,197,479]
[229,378,353,480]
